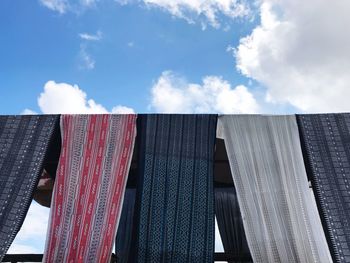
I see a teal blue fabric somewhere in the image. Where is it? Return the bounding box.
[132,114,217,263]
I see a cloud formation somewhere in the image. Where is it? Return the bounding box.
[79,45,95,70]
[39,0,68,14]
[77,31,102,70]
[79,30,103,41]
[36,80,134,114]
[111,105,136,114]
[21,108,38,115]
[150,71,259,113]
[39,0,99,14]
[39,0,99,13]
[8,202,49,254]
[115,0,251,29]
[235,0,350,112]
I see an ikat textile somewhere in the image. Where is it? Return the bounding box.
[131,114,217,263]
[218,115,332,263]
[0,115,59,261]
[43,114,136,263]
[298,113,350,262]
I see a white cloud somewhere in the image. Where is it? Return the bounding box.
[215,217,224,252]
[116,0,251,29]
[14,202,49,240]
[8,202,49,254]
[80,0,98,7]
[235,0,350,112]
[39,0,69,14]
[21,108,38,115]
[8,244,41,254]
[111,105,135,114]
[78,32,102,70]
[39,0,98,13]
[79,30,103,41]
[41,0,251,28]
[37,80,134,114]
[150,71,259,113]
[79,45,95,70]
[115,0,135,5]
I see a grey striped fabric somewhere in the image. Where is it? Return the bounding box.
[218,115,332,263]
[0,115,59,261]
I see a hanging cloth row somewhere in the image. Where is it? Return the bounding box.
[0,114,349,262]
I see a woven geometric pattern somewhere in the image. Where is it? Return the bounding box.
[298,114,350,263]
[132,114,217,263]
[43,115,136,263]
[219,115,332,263]
[0,115,59,261]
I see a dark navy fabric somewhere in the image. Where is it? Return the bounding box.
[215,187,252,262]
[297,114,350,263]
[115,188,136,263]
[131,114,217,263]
[0,115,59,261]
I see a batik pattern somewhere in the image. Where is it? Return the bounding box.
[43,114,136,263]
[0,115,59,261]
[132,114,217,263]
[298,113,350,263]
[219,115,332,263]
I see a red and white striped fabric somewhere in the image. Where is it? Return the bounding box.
[43,115,137,263]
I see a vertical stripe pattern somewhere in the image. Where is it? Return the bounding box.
[132,114,217,263]
[43,114,136,263]
[115,188,136,263]
[219,115,332,263]
[215,187,252,262]
[0,115,59,261]
[297,113,350,262]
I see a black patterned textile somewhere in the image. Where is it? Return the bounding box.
[0,115,59,260]
[131,114,217,263]
[115,188,136,263]
[215,187,252,262]
[297,114,350,263]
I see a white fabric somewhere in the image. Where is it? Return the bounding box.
[218,115,332,263]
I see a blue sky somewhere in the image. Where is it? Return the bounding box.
[0,0,262,115]
[4,0,350,256]
[2,0,350,115]
[3,0,261,253]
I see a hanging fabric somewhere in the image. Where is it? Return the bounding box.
[218,115,332,263]
[43,114,137,263]
[115,188,136,263]
[131,114,217,263]
[297,113,350,263]
[0,115,59,261]
[215,187,252,262]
